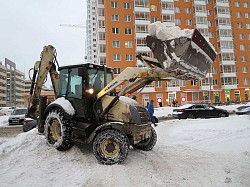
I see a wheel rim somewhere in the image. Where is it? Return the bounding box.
[220,113,226,117]
[100,139,119,158]
[49,118,61,142]
[189,114,195,119]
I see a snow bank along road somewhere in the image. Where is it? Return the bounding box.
[0,115,249,186]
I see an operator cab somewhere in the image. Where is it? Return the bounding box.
[57,63,113,120]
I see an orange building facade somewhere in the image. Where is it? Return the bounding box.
[86,0,250,107]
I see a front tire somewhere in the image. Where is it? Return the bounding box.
[93,129,129,165]
[219,112,227,117]
[188,114,196,119]
[133,127,157,151]
[44,108,73,151]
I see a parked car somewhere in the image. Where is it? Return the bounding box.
[173,104,229,119]
[235,102,250,115]
[8,108,28,125]
[0,107,13,116]
[22,118,37,132]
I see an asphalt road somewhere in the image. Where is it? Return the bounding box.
[0,126,23,138]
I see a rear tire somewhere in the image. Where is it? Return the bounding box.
[188,114,196,119]
[219,113,227,118]
[133,127,157,151]
[44,108,73,151]
[93,129,129,165]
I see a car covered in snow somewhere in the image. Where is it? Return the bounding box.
[8,108,28,125]
[235,102,250,115]
[173,104,229,119]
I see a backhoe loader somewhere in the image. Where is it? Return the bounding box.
[26,24,216,165]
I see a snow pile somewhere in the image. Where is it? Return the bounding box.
[0,116,249,186]
[0,116,9,127]
[49,97,75,115]
[119,96,140,106]
[148,22,194,41]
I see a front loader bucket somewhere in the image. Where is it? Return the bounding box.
[146,29,216,80]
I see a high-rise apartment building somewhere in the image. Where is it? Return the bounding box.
[86,0,250,106]
[0,58,25,107]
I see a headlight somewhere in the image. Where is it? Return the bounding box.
[87,88,94,94]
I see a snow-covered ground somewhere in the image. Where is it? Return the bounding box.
[0,114,249,186]
[0,116,9,127]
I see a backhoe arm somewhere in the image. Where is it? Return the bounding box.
[26,45,59,119]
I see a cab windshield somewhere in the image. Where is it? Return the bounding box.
[88,69,113,94]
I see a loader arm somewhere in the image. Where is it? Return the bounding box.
[26,45,59,119]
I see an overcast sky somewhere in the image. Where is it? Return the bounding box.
[0,0,86,80]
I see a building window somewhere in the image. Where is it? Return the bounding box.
[124,15,131,22]
[175,7,180,13]
[150,5,157,11]
[244,2,248,8]
[112,27,119,34]
[191,80,197,86]
[125,41,132,48]
[237,23,243,28]
[246,23,250,29]
[125,28,132,35]
[98,20,105,28]
[186,19,192,25]
[113,54,121,61]
[123,2,130,9]
[126,54,133,61]
[184,0,189,2]
[235,1,240,7]
[175,19,181,25]
[239,34,244,39]
[242,67,248,73]
[112,41,120,48]
[99,45,106,53]
[209,32,214,38]
[240,45,245,50]
[245,13,250,18]
[155,81,162,88]
[206,0,210,4]
[99,32,105,40]
[114,67,121,74]
[111,14,119,21]
[136,39,146,46]
[236,12,242,18]
[185,8,191,14]
[241,56,246,61]
[208,21,213,27]
[207,9,211,15]
[98,8,104,16]
[151,17,157,23]
[111,1,118,8]
[243,78,249,85]
[135,25,147,33]
[213,79,218,85]
[212,67,217,73]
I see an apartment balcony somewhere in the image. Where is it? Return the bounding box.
[217,36,233,42]
[141,87,155,93]
[0,100,6,105]
[220,72,237,77]
[162,9,175,15]
[16,98,24,102]
[136,46,151,53]
[195,23,208,29]
[98,28,105,32]
[134,7,150,13]
[200,85,214,91]
[99,52,106,57]
[135,32,148,38]
[98,40,106,45]
[135,20,150,25]
[194,12,207,17]
[161,0,174,2]
[214,1,229,7]
[193,0,206,6]
[97,4,104,8]
[219,60,235,66]
[215,13,231,19]
[0,79,6,84]
[216,25,232,30]
[0,93,6,97]
[166,87,181,92]
[218,48,234,53]
[0,71,6,76]
[162,21,175,27]
[221,84,237,90]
